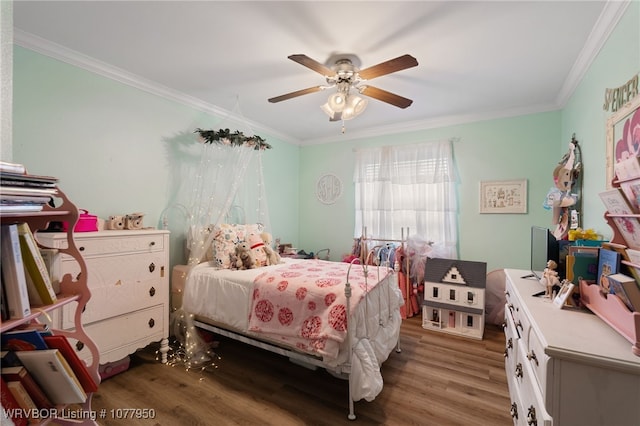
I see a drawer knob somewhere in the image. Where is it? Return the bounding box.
[75,341,85,352]
[510,403,518,420]
[505,290,510,297]
[515,363,523,378]
[148,318,155,328]
[149,286,156,297]
[527,406,537,426]
[507,303,514,311]
[150,241,156,247]
[527,350,538,366]
[79,246,85,251]
[149,262,155,273]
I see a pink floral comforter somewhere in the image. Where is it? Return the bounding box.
[248,259,392,359]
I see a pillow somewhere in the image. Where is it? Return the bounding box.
[210,223,265,269]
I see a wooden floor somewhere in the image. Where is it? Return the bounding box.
[91,316,512,425]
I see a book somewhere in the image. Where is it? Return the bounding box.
[596,248,621,291]
[567,251,598,285]
[623,247,640,282]
[16,223,57,305]
[15,349,87,404]
[0,377,28,426]
[39,249,61,293]
[1,269,7,322]
[0,186,57,197]
[0,351,23,368]
[1,329,48,352]
[607,273,640,312]
[599,188,640,250]
[0,205,43,213]
[1,366,54,409]
[0,161,26,175]
[43,335,98,393]
[619,177,640,213]
[0,225,31,319]
[5,381,37,415]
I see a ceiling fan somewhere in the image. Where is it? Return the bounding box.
[268,53,418,122]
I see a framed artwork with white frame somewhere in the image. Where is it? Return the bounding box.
[479,179,528,214]
[606,94,640,188]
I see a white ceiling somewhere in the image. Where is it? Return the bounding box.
[12,1,625,145]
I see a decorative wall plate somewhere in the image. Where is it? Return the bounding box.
[316,173,342,204]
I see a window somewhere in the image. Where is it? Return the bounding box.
[353,141,458,259]
[449,289,456,300]
[432,286,439,298]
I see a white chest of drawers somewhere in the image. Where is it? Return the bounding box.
[503,269,640,426]
[38,230,170,364]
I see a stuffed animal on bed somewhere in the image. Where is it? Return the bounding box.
[235,241,258,270]
[247,232,269,267]
[260,232,281,265]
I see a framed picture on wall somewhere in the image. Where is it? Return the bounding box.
[606,94,640,188]
[479,179,528,214]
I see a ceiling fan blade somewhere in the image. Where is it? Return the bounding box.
[358,54,418,80]
[360,86,413,109]
[268,86,325,103]
[288,54,336,77]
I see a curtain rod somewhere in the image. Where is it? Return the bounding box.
[352,136,460,152]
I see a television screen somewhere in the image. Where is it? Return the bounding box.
[530,226,559,280]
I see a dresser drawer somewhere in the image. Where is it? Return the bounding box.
[73,304,166,364]
[505,281,530,340]
[38,231,165,257]
[59,249,168,328]
[509,341,552,426]
[526,326,550,395]
[503,303,520,375]
[73,233,164,257]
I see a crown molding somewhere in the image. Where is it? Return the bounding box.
[555,0,631,107]
[13,29,298,145]
[302,103,560,146]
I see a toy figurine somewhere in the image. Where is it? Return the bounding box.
[540,260,561,298]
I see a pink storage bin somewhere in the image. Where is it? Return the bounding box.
[63,209,98,232]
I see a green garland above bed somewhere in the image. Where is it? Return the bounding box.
[195,128,272,150]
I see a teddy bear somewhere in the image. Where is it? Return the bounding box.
[260,232,282,265]
[247,232,269,267]
[235,241,258,270]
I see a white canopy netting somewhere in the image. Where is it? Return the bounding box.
[167,124,272,369]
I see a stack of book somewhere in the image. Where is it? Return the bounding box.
[1,222,58,321]
[0,161,58,214]
[1,326,99,423]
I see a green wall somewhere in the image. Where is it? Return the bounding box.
[299,1,639,273]
[11,2,640,275]
[12,47,300,268]
[299,112,560,272]
[561,1,640,234]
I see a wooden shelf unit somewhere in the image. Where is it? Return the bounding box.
[1,188,101,425]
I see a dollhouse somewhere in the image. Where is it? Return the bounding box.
[422,258,487,339]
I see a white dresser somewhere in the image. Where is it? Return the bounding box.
[503,269,640,425]
[38,230,170,364]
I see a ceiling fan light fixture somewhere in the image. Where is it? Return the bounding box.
[327,92,346,112]
[321,102,337,119]
[341,95,368,120]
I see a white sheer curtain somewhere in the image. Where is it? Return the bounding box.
[354,140,458,259]
[170,129,271,367]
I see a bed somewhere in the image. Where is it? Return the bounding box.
[175,255,403,420]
